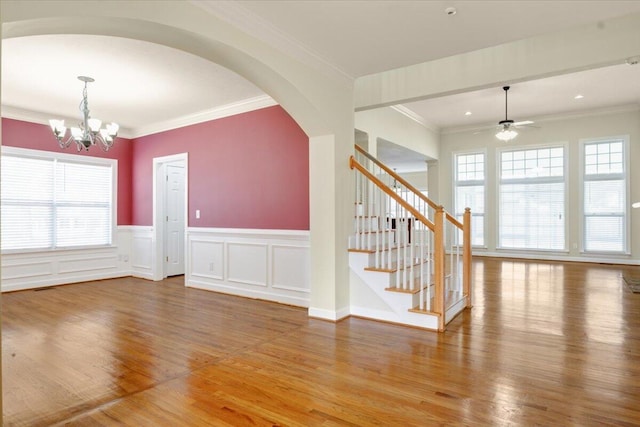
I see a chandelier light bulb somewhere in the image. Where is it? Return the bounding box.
[71,127,83,141]
[88,118,102,132]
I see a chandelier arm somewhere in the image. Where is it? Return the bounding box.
[95,134,113,152]
[58,134,75,150]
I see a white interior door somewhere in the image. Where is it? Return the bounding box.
[164,161,185,277]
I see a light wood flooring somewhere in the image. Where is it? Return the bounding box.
[3,257,640,426]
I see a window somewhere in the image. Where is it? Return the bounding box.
[1,147,116,252]
[454,152,485,246]
[582,138,627,253]
[499,146,565,251]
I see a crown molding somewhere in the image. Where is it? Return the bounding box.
[130,95,277,138]
[192,0,353,85]
[390,105,440,133]
[0,106,136,139]
[441,103,640,135]
[2,95,278,140]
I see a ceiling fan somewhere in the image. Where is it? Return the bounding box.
[495,86,534,142]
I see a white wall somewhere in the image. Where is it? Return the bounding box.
[355,107,439,160]
[400,171,428,191]
[439,107,640,264]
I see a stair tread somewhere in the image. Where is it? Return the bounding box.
[348,248,376,254]
[408,306,439,316]
[348,244,410,254]
[364,259,427,273]
[385,281,434,294]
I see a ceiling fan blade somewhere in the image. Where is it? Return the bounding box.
[513,120,534,126]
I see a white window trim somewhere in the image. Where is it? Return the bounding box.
[496,142,569,253]
[1,146,118,254]
[452,149,487,248]
[578,135,630,255]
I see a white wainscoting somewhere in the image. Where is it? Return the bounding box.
[1,226,136,292]
[130,226,155,280]
[186,228,310,307]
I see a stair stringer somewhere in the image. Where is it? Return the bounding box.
[349,252,439,330]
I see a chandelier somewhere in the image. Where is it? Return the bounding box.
[49,76,119,151]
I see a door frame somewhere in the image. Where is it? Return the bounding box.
[152,152,189,281]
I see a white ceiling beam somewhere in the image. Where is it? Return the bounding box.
[355,12,640,111]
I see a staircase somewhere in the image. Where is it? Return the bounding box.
[349,145,472,331]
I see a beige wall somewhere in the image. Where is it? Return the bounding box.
[400,171,428,191]
[355,107,439,160]
[439,108,640,264]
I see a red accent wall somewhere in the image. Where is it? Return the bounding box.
[1,118,133,225]
[131,106,309,229]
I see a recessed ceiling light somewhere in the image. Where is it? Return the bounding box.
[465,111,472,116]
[445,7,457,16]
[574,94,584,99]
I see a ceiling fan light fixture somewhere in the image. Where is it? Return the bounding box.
[496,127,518,142]
[495,86,521,142]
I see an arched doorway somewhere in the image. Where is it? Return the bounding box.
[0,6,355,413]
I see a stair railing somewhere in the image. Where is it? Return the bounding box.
[350,155,437,315]
[351,145,472,330]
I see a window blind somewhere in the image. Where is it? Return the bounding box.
[1,149,114,252]
[455,153,485,246]
[499,147,565,251]
[583,139,626,253]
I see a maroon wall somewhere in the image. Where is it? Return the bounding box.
[131,106,309,229]
[1,118,133,225]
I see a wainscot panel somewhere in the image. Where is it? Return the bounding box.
[1,227,135,292]
[130,226,155,280]
[186,228,310,307]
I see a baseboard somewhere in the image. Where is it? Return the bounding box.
[131,271,155,281]
[1,271,131,293]
[308,306,350,321]
[187,279,309,307]
[473,251,640,266]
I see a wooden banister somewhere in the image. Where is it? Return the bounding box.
[355,145,464,231]
[355,145,439,211]
[350,156,435,232]
[445,213,463,230]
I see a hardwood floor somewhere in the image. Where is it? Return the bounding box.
[3,258,640,426]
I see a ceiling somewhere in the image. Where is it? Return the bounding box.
[2,1,640,150]
[1,34,265,136]
[234,0,640,78]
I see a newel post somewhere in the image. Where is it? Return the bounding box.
[434,205,445,331]
[463,207,472,309]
